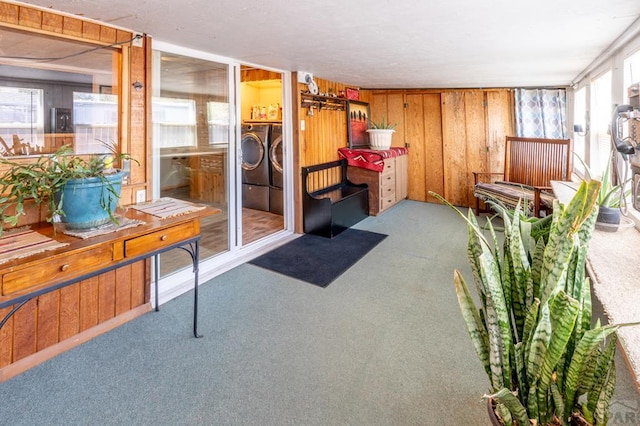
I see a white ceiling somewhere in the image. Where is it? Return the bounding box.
[20,0,640,89]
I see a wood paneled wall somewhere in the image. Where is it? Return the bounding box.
[0,263,147,373]
[368,92,405,148]
[370,89,514,208]
[292,75,367,232]
[297,78,369,167]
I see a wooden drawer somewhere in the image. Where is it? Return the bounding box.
[380,169,395,187]
[2,245,114,296]
[381,160,395,178]
[124,222,197,258]
[381,190,397,210]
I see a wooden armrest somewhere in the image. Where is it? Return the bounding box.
[473,172,505,185]
[532,185,553,192]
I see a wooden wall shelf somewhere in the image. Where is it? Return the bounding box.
[300,93,347,111]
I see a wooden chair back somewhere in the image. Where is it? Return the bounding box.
[504,136,573,187]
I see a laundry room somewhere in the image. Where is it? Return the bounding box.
[240,67,285,244]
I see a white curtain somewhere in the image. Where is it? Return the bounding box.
[514,88,567,139]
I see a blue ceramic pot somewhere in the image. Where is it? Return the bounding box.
[54,171,124,229]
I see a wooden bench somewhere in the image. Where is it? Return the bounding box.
[473,136,573,217]
[302,159,369,238]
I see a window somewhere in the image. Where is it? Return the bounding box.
[589,70,612,178]
[73,92,118,154]
[152,97,197,148]
[0,87,44,155]
[624,48,640,90]
[207,101,230,145]
[0,26,120,157]
[573,86,587,176]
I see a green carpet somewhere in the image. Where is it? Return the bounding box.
[0,200,638,426]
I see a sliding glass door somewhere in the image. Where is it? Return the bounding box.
[151,48,233,277]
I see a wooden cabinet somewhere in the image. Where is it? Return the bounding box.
[0,205,217,381]
[190,153,226,204]
[347,154,409,215]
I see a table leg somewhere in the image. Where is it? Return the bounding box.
[154,254,159,312]
[193,240,202,338]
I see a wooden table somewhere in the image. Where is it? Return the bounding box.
[0,203,219,381]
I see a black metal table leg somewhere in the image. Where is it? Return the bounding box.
[154,254,160,312]
[193,240,202,338]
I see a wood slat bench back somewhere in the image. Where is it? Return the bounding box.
[505,136,573,187]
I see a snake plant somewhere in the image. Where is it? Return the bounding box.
[432,180,627,425]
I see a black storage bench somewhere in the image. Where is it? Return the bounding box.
[302,159,369,238]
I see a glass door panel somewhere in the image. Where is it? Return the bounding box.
[152,51,231,277]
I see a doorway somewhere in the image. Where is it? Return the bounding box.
[240,66,285,245]
[150,44,293,289]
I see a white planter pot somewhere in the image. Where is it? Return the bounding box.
[366,129,395,150]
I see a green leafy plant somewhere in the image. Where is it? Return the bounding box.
[368,115,397,130]
[431,181,638,425]
[574,151,631,208]
[0,144,135,234]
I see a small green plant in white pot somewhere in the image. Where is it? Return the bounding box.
[367,116,397,150]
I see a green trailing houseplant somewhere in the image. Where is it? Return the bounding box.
[0,144,135,234]
[431,181,637,426]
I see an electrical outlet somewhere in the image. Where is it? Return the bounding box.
[136,189,146,203]
[132,33,143,48]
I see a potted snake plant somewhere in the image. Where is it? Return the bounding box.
[0,144,134,233]
[432,181,636,425]
[574,151,631,232]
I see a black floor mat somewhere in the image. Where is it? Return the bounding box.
[248,229,387,287]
